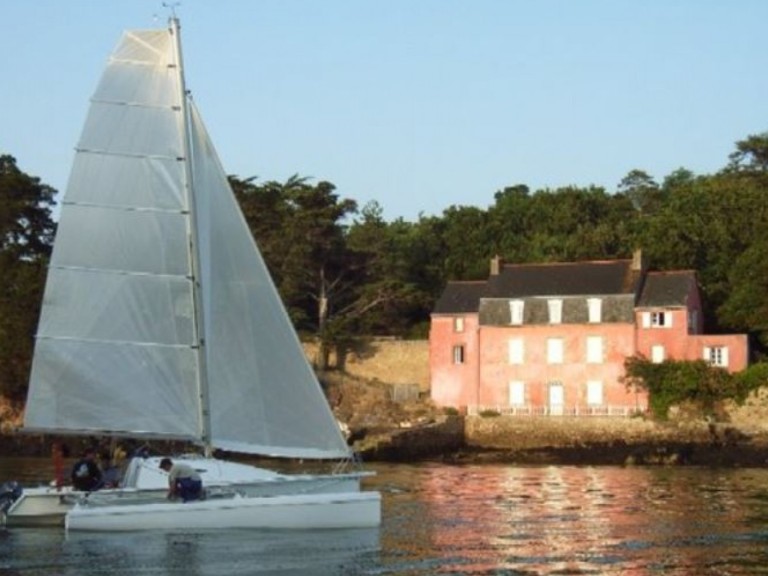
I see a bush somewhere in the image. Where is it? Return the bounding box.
[734,362,768,401]
[623,356,738,419]
[479,409,501,418]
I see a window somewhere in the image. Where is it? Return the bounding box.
[586,336,603,364]
[452,345,465,365]
[651,345,665,364]
[586,380,603,405]
[643,311,672,328]
[704,346,729,368]
[548,299,563,324]
[509,300,524,325]
[547,338,564,364]
[587,298,602,323]
[508,338,524,365]
[453,317,464,333]
[509,381,525,406]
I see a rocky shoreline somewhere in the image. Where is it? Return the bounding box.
[2,427,768,469]
[349,416,768,468]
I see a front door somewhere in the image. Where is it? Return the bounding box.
[548,382,564,416]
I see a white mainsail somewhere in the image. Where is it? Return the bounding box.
[24,21,351,459]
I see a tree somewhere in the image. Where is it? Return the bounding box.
[617,169,665,215]
[0,156,57,401]
[727,132,768,173]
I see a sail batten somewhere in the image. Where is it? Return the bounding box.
[34,335,194,350]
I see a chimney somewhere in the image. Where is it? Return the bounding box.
[631,249,646,271]
[490,255,503,276]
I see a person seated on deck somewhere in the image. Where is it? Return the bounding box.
[159,457,203,502]
[99,451,122,488]
[71,447,103,491]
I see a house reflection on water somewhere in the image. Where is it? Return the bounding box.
[406,464,760,574]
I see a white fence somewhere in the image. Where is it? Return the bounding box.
[468,404,648,417]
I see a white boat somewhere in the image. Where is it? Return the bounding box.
[6,16,380,531]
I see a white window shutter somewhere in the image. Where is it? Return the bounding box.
[722,347,729,367]
[642,312,650,328]
[666,313,673,328]
[703,346,710,361]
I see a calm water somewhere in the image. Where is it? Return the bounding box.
[2,458,768,575]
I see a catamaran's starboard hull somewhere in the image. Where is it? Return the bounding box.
[65,491,382,532]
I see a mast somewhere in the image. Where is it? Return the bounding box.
[170,16,214,457]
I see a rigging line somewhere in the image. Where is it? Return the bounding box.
[163,2,180,19]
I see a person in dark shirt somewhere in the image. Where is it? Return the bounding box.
[71,447,103,491]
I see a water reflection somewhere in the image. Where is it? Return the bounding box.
[378,464,768,574]
[3,459,768,574]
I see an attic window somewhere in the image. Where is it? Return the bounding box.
[587,298,602,323]
[510,300,524,325]
[548,299,562,324]
[453,317,465,333]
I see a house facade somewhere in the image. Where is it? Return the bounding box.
[429,251,749,416]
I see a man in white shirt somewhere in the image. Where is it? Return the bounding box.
[159,458,203,502]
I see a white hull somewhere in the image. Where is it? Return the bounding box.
[4,456,373,528]
[65,491,381,532]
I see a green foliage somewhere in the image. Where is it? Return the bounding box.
[623,356,746,419]
[0,156,56,401]
[478,409,501,418]
[733,362,768,401]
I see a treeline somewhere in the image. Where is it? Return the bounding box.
[2,132,768,402]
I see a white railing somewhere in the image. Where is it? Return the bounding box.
[468,404,648,417]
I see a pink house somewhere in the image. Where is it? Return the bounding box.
[429,251,749,416]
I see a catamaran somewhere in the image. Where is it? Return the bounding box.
[4,16,380,531]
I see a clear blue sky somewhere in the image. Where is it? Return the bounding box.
[2,1,766,222]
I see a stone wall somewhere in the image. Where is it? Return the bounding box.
[464,415,714,449]
[303,339,429,390]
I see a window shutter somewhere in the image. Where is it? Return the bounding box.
[722,347,729,367]
[642,312,650,328]
[666,313,673,328]
[703,346,710,361]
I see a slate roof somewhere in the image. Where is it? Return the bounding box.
[637,270,697,307]
[484,259,643,298]
[433,281,486,314]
